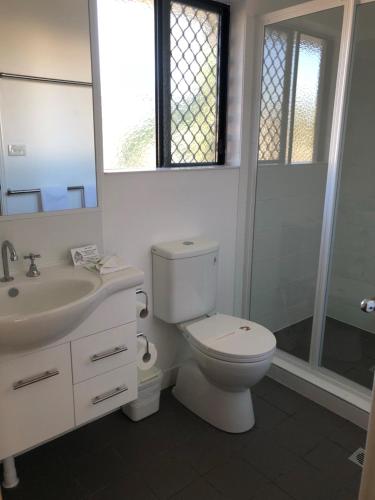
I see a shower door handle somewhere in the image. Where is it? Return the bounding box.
[361,298,375,313]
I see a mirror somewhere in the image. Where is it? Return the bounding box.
[0,0,98,216]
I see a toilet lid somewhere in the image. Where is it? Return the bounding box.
[184,314,276,363]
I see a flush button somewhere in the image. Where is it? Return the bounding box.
[183,241,194,246]
[240,326,251,331]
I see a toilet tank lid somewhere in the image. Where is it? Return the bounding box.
[151,238,219,259]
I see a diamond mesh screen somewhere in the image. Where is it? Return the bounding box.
[258,27,288,162]
[170,2,219,164]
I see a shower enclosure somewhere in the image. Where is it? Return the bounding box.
[247,0,375,410]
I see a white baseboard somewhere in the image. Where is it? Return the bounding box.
[269,363,369,430]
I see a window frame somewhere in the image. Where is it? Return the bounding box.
[155,0,230,168]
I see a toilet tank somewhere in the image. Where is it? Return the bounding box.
[152,238,219,324]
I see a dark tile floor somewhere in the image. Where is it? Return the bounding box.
[1,378,366,500]
[276,317,375,389]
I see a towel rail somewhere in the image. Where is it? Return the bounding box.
[0,72,92,87]
[6,186,84,196]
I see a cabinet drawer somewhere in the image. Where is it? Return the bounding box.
[0,344,74,460]
[71,323,137,384]
[74,363,137,426]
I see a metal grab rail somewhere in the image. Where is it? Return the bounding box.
[0,72,92,87]
[6,186,84,196]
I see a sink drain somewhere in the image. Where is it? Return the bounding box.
[8,288,19,298]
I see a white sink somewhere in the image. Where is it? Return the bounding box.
[0,265,144,353]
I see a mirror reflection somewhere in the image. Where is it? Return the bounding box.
[0,0,97,216]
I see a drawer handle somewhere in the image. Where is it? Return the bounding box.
[90,345,128,362]
[92,384,128,405]
[13,369,60,390]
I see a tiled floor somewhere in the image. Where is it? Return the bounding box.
[1,378,366,500]
[276,316,375,389]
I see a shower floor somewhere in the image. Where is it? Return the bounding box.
[275,317,375,390]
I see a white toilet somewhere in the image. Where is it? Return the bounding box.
[152,238,276,433]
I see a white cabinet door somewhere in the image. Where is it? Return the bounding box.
[0,344,74,460]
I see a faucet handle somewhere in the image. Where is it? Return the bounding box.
[24,253,41,278]
[24,253,41,262]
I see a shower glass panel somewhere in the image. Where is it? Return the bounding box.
[320,2,375,389]
[250,8,344,361]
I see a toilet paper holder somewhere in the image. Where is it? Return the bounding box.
[136,289,149,318]
[137,332,151,362]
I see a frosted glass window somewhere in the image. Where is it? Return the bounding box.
[258,28,325,165]
[97,0,156,171]
[291,34,324,163]
[258,28,288,162]
[170,2,219,164]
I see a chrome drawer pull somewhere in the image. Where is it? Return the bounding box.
[13,369,60,390]
[90,345,128,362]
[91,384,128,405]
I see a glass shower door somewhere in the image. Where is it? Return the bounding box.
[250,7,344,362]
[320,2,375,390]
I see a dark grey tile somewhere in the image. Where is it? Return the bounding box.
[292,401,347,440]
[238,429,304,480]
[205,457,269,499]
[329,420,367,452]
[3,470,87,500]
[170,478,226,500]
[140,449,197,500]
[305,440,362,491]
[253,396,289,431]
[262,383,314,416]
[270,416,323,456]
[173,426,240,475]
[88,475,157,500]
[70,446,128,495]
[252,377,282,397]
[252,483,292,500]
[275,461,341,500]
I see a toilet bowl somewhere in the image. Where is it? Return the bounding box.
[173,314,276,433]
[151,238,276,433]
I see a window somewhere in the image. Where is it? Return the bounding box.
[258,26,326,165]
[97,0,229,172]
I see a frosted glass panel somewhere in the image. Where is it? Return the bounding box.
[258,28,288,163]
[321,2,375,389]
[291,34,324,163]
[97,0,156,171]
[250,8,343,362]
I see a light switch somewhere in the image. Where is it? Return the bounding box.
[8,144,26,156]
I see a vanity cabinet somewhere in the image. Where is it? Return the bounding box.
[0,344,74,460]
[0,282,142,461]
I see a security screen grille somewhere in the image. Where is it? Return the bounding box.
[157,0,229,167]
[258,27,289,163]
[170,2,219,164]
[258,26,326,165]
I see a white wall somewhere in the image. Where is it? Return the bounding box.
[102,168,239,380]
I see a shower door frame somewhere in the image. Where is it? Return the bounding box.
[243,0,375,409]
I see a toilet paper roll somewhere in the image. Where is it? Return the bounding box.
[137,337,158,371]
[136,301,148,319]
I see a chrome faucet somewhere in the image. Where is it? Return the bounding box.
[1,240,18,282]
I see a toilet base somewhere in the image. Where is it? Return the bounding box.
[173,359,255,433]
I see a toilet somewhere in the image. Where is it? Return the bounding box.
[152,238,276,433]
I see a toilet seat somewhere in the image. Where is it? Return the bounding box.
[184,314,276,363]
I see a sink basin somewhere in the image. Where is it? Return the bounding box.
[0,265,144,353]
